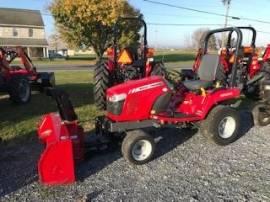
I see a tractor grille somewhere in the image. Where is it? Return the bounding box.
[107,100,124,115]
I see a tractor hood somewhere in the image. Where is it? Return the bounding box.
[106,76,171,122]
[107,76,168,99]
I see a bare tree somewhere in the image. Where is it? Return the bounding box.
[183,34,192,49]
[48,32,68,52]
[192,28,217,50]
[48,33,61,52]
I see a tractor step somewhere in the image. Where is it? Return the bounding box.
[151,112,201,123]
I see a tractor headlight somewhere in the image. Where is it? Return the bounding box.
[108,93,127,102]
[107,93,126,115]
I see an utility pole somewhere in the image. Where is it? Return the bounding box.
[222,0,231,47]
[224,0,231,28]
[154,28,158,49]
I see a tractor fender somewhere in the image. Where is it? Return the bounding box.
[201,88,241,119]
[263,44,270,62]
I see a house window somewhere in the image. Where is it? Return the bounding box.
[13,28,18,37]
[29,28,33,37]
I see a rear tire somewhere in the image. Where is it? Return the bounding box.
[94,62,110,110]
[200,106,240,145]
[121,130,155,165]
[8,76,31,104]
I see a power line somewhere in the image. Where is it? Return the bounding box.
[145,12,215,20]
[41,11,270,34]
[149,22,270,34]
[143,0,270,25]
[147,23,224,26]
[257,30,270,35]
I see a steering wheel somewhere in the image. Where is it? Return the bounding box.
[5,50,18,63]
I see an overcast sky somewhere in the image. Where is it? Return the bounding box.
[1,0,270,47]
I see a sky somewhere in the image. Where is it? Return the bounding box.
[1,0,270,48]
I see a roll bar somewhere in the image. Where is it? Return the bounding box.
[113,16,147,46]
[227,26,256,48]
[203,27,243,87]
[113,16,147,66]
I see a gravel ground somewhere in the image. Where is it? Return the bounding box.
[1,110,270,201]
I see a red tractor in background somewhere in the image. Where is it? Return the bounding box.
[0,47,55,104]
[251,44,270,126]
[37,27,248,185]
[94,17,166,109]
[184,27,270,98]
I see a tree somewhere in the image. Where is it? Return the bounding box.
[49,0,142,60]
[183,34,192,49]
[192,28,217,50]
[48,32,61,51]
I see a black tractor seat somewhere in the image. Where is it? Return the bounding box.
[183,54,226,91]
[132,59,145,67]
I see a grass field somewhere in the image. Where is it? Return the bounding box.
[12,56,97,66]
[0,71,99,145]
[11,50,196,68]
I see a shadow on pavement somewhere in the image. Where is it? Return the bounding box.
[0,132,41,197]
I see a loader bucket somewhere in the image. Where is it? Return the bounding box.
[37,113,84,185]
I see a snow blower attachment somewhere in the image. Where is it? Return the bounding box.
[37,89,84,185]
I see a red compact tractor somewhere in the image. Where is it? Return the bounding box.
[94,17,166,109]
[0,47,55,104]
[37,27,247,185]
[184,27,270,98]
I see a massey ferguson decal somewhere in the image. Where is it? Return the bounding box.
[128,81,164,94]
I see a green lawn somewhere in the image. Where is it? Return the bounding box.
[0,71,99,144]
[155,50,195,69]
[11,50,196,68]
[12,55,98,66]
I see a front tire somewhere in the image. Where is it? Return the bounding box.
[8,76,31,104]
[121,130,155,165]
[94,62,110,110]
[200,106,240,145]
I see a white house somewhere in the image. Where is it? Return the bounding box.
[0,7,48,58]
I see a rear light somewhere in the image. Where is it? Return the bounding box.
[243,46,253,54]
[106,47,114,58]
[146,48,155,58]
